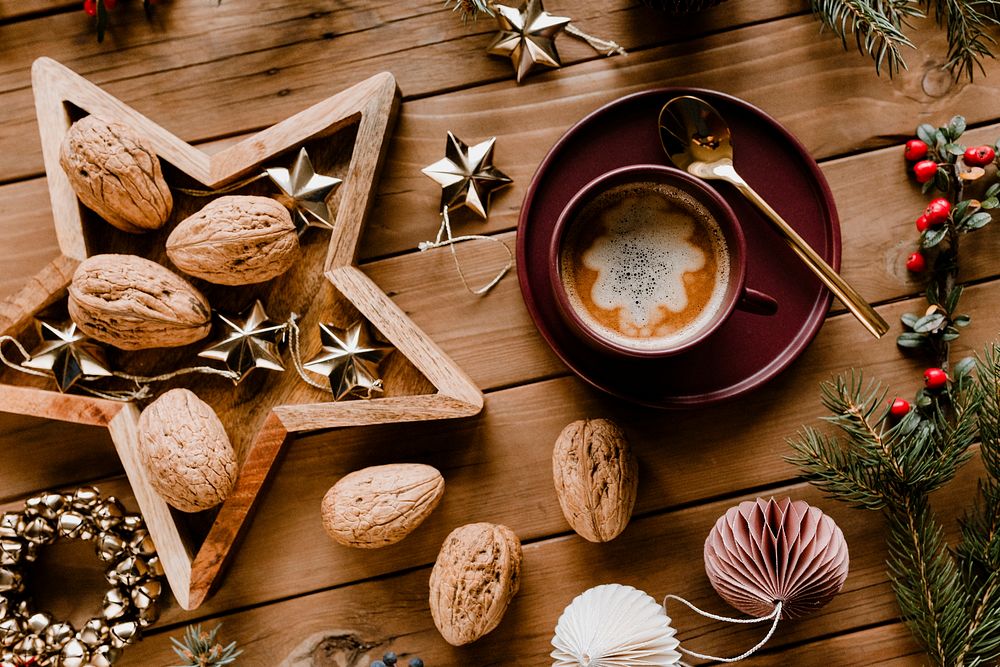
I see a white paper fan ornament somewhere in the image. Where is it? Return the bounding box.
[704,497,850,619]
[551,583,681,666]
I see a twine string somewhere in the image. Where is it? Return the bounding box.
[663,595,783,663]
[174,172,268,197]
[565,23,628,56]
[418,207,513,295]
[286,314,332,392]
[0,336,50,378]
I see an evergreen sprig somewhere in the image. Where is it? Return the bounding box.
[810,0,1000,80]
[788,348,1000,666]
[444,0,494,23]
[171,623,242,667]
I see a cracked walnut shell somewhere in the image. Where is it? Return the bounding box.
[59,115,173,233]
[137,388,238,513]
[166,195,299,286]
[68,254,212,351]
[321,463,445,549]
[429,522,522,646]
[552,418,638,543]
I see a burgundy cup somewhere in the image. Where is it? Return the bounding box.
[548,164,777,359]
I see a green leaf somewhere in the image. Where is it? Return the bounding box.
[918,124,938,144]
[944,143,966,156]
[935,129,948,149]
[921,179,936,195]
[901,312,920,329]
[927,280,941,305]
[954,314,971,326]
[981,197,999,209]
[952,199,972,220]
[946,285,964,313]
[934,167,950,191]
[922,226,948,248]
[942,330,961,342]
[914,312,947,332]
[948,115,967,139]
[954,356,977,379]
[897,332,929,348]
[965,211,992,230]
[986,182,1000,198]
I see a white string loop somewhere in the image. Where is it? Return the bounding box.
[664,595,783,663]
[286,314,333,392]
[565,23,628,56]
[418,207,513,295]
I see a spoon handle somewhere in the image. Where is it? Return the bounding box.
[726,172,890,339]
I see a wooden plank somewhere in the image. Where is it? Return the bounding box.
[112,464,980,665]
[740,623,923,666]
[0,0,76,22]
[0,0,806,183]
[3,279,996,624]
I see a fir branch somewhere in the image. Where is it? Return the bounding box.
[926,0,1000,81]
[810,0,917,76]
[171,623,241,667]
[445,0,494,22]
[787,427,891,509]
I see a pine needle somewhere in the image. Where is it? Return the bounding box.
[171,623,242,667]
[810,0,918,77]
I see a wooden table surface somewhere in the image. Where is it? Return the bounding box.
[3,1,1000,665]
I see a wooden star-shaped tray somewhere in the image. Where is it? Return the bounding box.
[0,58,483,610]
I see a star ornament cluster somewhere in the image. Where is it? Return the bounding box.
[304,321,395,401]
[421,131,513,219]
[488,0,571,83]
[198,300,286,382]
[21,320,111,392]
[266,147,342,233]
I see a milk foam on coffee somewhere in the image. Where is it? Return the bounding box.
[561,182,731,350]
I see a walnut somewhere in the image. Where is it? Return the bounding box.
[429,522,522,646]
[68,254,212,350]
[552,418,638,543]
[321,463,444,549]
[137,388,237,512]
[166,196,299,285]
[59,115,172,233]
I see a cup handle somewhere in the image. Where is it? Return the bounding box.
[736,287,779,316]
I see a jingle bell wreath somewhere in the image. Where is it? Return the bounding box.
[0,487,163,666]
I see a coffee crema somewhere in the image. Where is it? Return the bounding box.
[559,182,731,350]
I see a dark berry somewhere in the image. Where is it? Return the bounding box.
[409,660,424,667]
[924,367,948,390]
[383,653,398,666]
[913,160,937,183]
[923,198,951,225]
[964,145,996,167]
[906,252,926,272]
[371,661,386,667]
[889,397,911,418]
[904,139,928,161]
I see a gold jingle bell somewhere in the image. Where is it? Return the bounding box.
[95,533,126,562]
[27,611,54,634]
[0,617,23,646]
[128,529,156,556]
[22,515,55,545]
[14,633,46,659]
[102,587,130,621]
[72,486,100,510]
[58,510,95,541]
[109,620,139,648]
[25,493,67,520]
[0,538,27,566]
[144,555,165,578]
[90,643,121,667]
[120,514,142,532]
[0,567,23,595]
[60,637,91,667]
[43,620,75,649]
[106,555,147,588]
[93,498,125,531]
[0,514,23,539]
[79,617,109,648]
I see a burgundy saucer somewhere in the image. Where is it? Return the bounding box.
[516,88,840,408]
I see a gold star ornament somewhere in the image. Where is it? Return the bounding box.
[303,320,394,401]
[421,132,513,219]
[487,0,571,83]
[198,300,286,382]
[21,320,112,392]
[265,147,342,233]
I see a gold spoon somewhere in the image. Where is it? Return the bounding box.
[658,96,889,339]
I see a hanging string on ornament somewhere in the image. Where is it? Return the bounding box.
[173,148,342,234]
[447,0,626,82]
[419,131,514,295]
[548,497,850,666]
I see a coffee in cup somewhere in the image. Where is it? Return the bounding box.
[558,181,731,351]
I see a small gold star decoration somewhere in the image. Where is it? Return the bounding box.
[422,131,513,219]
[487,0,571,83]
[265,147,342,233]
[198,300,286,382]
[21,319,112,392]
[304,320,394,401]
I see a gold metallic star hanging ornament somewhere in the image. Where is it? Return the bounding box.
[198,300,286,382]
[303,320,394,401]
[265,147,342,233]
[487,0,571,82]
[21,319,112,392]
[422,132,513,219]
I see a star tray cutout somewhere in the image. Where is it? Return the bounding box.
[487,0,571,83]
[421,131,513,219]
[0,57,484,611]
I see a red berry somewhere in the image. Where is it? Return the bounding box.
[913,160,937,183]
[83,0,96,15]
[923,197,951,226]
[904,139,929,161]
[924,367,948,390]
[963,145,996,167]
[916,214,930,232]
[906,252,926,272]
[889,397,911,418]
